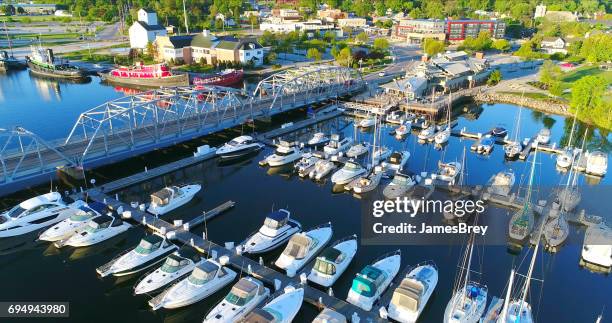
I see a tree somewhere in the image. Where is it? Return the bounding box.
[146,41,156,58]
[373,38,389,51]
[459,31,493,52]
[336,47,352,66]
[423,38,445,56]
[487,70,502,85]
[265,52,277,64]
[539,60,561,88]
[492,39,511,52]
[323,31,336,43]
[307,48,322,61]
[423,0,444,19]
[0,5,15,15]
[356,32,368,44]
[570,75,610,128]
[578,34,612,63]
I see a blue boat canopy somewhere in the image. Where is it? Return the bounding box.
[351,265,386,297]
[267,210,289,222]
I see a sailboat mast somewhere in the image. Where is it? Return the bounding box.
[3,21,13,56]
[518,220,544,319]
[566,108,579,149]
[500,269,515,322]
[525,145,538,207]
[371,115,377,168]
[513,94,523,142]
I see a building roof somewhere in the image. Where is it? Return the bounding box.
[134,21,165,32]
[542,36,564,43]
[167,35,195,48]
[215,37,263,50]
[191,34,215,48]
[141,8,157,13]
[381,77,428,93]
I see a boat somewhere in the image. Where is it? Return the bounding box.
[134,247,202,295]
[346,143,369,158]
[382,151,410,173]
[313,308,347,323]
[242,286,304,323]
[310,159,337,181]
[477,135,495,154]
[150,257,236,310]
[26,46,86,79]
[98,234,177,277]
[308,132,330,147]
[383,172,419,200]
[394,122,412,139]
[216,135,264,159]
[557,108,579,169]
[352,171,384,194]
[260,141,303,167]
[193,69,244,87]
[307,235,358,287]
[508,147,538,245]
[147,184,201,216]
[585,151,607,176]
[536,128,551,144]
[544,211,569,251]
[0,192,84,238]
[295,153,320,178]
[39,201,107,242]
[385,110,405,124]
[504,142,521,159]
[100,62,189,87]
[331,160,366,185]
[418,125,436,141]
[581,223,612,269]
[372,146,392,165]
[274,223,333,277]
[346,250,401,311]
[241,209,301,254]
[435,161,462,184]
[491,127,508,138]
[387,261,438,323]
[323,134,353,157]
[204,277,270,323]
[59,213,131,248]
[0,51,25,71]
[486,170,515,196]
[359,117,376,128]
[443,231,487,323]
[435,98,453,145]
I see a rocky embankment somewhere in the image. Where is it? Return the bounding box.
[474,91,571,117]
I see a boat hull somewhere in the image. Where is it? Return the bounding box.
[100,72,189,88]
[27,60,86,79]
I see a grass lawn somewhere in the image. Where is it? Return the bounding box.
[9,32,84,40]
[559,66,612,84]
[1,15,74,23]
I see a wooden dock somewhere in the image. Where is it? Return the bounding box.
[256,109,343,146]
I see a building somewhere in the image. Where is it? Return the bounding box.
[380,77,428,99]
[541,37,568,54]
[317,9,348,23]
[395,19,446,44]
[129,8,167,50]
[14,3,57,14]
[534,4,547,18]
[446,20,505,41]
[260,19,335,33]
[154,35,194,63]
[272,9,301,19]
[395,19,505,43]
[337,18,367,28]
[215,37,264,66]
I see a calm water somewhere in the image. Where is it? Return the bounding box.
[0,70,610,323]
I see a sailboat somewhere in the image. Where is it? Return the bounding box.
[508,145,538,246]
[443,224,488,323]
[0,21,25,71]
[556,108,579,169]
[443,147,471,221]
[504,99,523,159]
[351,115,384,193]
[434,92,452,145]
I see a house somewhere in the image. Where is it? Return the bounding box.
[317,9,348,23]
[190,31,217,65]
[14,3,57,14]
[129,8,167,50]
[380,77,428,100]
[215,37,264,66]
[541,37,567,54]
[154,35,194,63]
[215,13,237,27]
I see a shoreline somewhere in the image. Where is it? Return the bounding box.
[473,91,572,117]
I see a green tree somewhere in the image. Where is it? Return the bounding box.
[373,38,389,51]
[336,47,352,66]
[356,32,368,44]
[492,39,511,52]
[579,34,612,63]
[423,0,444,19]
[323,31,336,42]
[570,75,610,128]
[487,70,502,85]
[423,38,445,56]
[307,48,322,61]
[265,52,277,64]
[539,60,561,88]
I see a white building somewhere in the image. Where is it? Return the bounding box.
[129,8,167,50]
[337,18,367,28]
[541,37,568,54]
[534,4,547,19]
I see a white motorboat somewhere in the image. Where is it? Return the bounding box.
[242,286,304,323]
[313,308,347,323]
[385,110,405,124]
[383,172,419,200]
[346,143,369,158]
[331,161,366,185]
[308,132,330,147]
[295,153,320,177]
[585,150,607,176]
[308,235,358,287]
[382,151,410,172]
[134,247,202,295]
[394,122,412,138]
[581,223,612,269]
[241,209,301,254]
[477,135,495,154]
[372,146,392,164]
[215,135,263,159]
[352,171,383,194]
[147,184,201,216]
[261,141,303,167]
[204,277,270,323]
[387,261,438,323]
[323,134,353,156]
[310,159,337,181]
[39,201,107,242]
[359,117,376,128]
[0,192,83,238]
[435,161,462,184]
[556,149,574,169]
[59,214,131,248]
[536,128,551,144]
[486,170,515,196]
[417,125,435,141]
[347,250,401,311]
[504,141,521,159]
[434,127,451,144]
[98,234,177,277]
[275,223,333,277]
[150,258,236,310]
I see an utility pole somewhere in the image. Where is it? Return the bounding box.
[182,0,190,34]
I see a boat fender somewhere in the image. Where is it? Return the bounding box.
[173,220,183,227]
[219,255,229,266]
[299,272,308,285]
[328,287,334,297]
[274,279,282,291]
[235,245,243,255]
[247,264,253,274]
[379,306,388,319]
[259,257,264,265]
[224,242,234,250]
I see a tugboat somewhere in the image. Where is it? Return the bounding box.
[0,51,25,71]
[100,62,189,87]
[193,69,243,87]
[26,46,86,80]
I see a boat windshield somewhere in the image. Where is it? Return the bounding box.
[344,163,361,171]
[160,256,182,273]
[351,265,386,297]
[264,218,284,229]
[188,262,218,285]
[313,258,336,275]
[275,149,294,157]
[85,220,110,233]
[135,238,160,255]
[225,279,258,306]
[6,206,26,219]
[282,234,310,259]
[70,208,94,221]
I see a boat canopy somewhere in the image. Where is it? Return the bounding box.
[244,308,275,323]
[351,265,386,297]
[320,247,344,264]
[391,278,426,312]
[264,210,289,229]
[313,308,347,323]
[150,186,181,206]
[282,234,310,259]
[91,215,113,227]
[313,247,344,275]
[226,278,262,306]
[389,152,403,164]
[189,261,219,285]
[86,201,108,214]
[135,235,163,254]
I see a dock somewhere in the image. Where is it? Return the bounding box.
[256,108,343,146]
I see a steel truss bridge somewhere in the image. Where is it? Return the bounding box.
[0,66,364,191]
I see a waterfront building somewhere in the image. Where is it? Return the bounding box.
[129,8,167,50]
[380,77,428,100]
[394,19,505,43]
[446,20,506,41]
[394,19,446,44]
[337,18,367,28]
[317,9,348,23]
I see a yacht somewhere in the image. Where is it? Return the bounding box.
[274,223,333,277]
[346,143,369,158]
[434,127,451,144]
[0,192,83,238]
[504,141,521,159]
[352,170,384,194]
[418,125,436,141]
[242,286,304,323]
[60,214,131,248]
[581,223,612,269]
[372,146,392,164]
[382,151,410,172]
[241,209,301,254]
[585,151,607,176]
[331,161,366,185]
[386,110,405,124]
[383,172,419,200]
[261,141,303,167]
[387,261,438,323]
[308,132,330,147]
[491,127,508,138]
[98,235,177,277]
[435,161,462,184]
[486,170,515,196]
[295,153,320,178]
[216,135,264,159]
[556,149,574,169]
[147,184,202,216]
[323,134,353,156]
[536,128,551,144]
[477,135,495,154]
[150,258,236,310]
[359,117,376,128]
[204,277,270,323]
[313,308,347,323]
[394,122,412,138]
[310,159,337,181]
[308,235,358,287]
[347,250,401,311]
[134,247,202,295]
[544,212,569,251]
[39,201,107,242]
